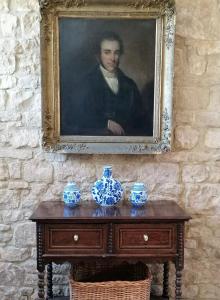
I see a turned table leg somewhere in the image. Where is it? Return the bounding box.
[175,265,182,300]
[37,223,45,300]
[175,222,184,300]
[47,262,53,299]
[38,268,45,300]
[162,262,169,299]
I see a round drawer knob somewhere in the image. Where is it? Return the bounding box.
[143,234,149,242]
[73,234,79,242]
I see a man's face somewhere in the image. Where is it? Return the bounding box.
[100,39,121,73]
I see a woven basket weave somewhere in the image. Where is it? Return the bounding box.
[70,261,151,300]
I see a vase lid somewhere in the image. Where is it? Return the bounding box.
[132,182,145,191]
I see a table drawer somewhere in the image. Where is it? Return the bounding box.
[45,224,108,254]
[115,224,177,254]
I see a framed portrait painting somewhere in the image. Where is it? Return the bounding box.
[40,0,176,154]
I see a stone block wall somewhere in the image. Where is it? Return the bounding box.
[0,0,220,299]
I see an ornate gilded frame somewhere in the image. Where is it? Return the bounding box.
[40,0,176,154]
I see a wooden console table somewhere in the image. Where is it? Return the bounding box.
[30,200,191,300]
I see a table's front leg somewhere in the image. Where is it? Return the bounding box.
[175,264,182,300]
[175,223,184,300]
[37,223,45,300]
[162,262,169,299]
[47,262,53,299]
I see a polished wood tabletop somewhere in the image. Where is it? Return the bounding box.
[30,200,191,222]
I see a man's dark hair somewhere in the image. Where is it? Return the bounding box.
[95,31,124,55]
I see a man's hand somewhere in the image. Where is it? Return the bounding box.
[108,120,125,135]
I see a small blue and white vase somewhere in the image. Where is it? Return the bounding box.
[92,166,123,207]
[63,182,81,207]
[129,183,148,207]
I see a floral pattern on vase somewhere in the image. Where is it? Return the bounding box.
[63,182,81,207]
[92,166,123,207]
[129,182,148,207]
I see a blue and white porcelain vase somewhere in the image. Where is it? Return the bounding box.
[63,182,81,207]
[92,166,123,207]
[129,183,148,207]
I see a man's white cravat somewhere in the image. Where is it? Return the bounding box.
[100,65,119,94]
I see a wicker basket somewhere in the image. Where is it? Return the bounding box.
[70,261,151,300]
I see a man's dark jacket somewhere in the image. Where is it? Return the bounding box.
[62,65,147,136]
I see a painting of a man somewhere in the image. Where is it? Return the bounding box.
[60,19,155,137]
[65,32,146,136]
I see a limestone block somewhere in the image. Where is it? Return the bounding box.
[53,160,96,183]
[187,218,212,238]
[195,112,220,127]
[28,183,48,197]
[0,189,21,210]
[22,109,41,127]
[0,160,9,180]
[31,248,37,259]
[0,75,16,89]
[0,231,13,243]
[0,247,30,261]
[175,71,220,87]
[185,184,220,214]
[0,0,9,11]
[0,209,24,224]
[0,54,15,75]
[10,0,39,11]
[137,163,179,185]
[0,148,32,159]
[0,111,21,121]
[23,160,53,183]
[8,180,28,189]
[0,224,10,231]
[199,284,220,298]
[174,87,209,110]
[182,284,199,298]
[19,287,34,298]
[206,216,220,230]
[0,91,7,110]
[20,13,40,38]
[176,0,220,40]
[175,111,194,125]
[113,164,138,182]
[17,75,39,89]
[16,53,40,76]
[208,85,220,112]
[10,128,40,148]
[0,263,25,286]
[185,238,197,249]
[14,222,36,247]
[205,129,220,148]
[44,153,67,162]
[186,40,220,56]
[174,46,187,75]
[187,47,207,75]
[8,161,21,179]
[0,14,18,37]
[15,38,39,55]
[7,89,34,110]
[182,165,209,183]
[151,184,183,201]
[175,126,199,150]
[24,273,37,285]
[208,164,220,183]
[200,236,220,254]
[207,54,220,76]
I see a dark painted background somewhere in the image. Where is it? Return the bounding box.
[59,18,156,136]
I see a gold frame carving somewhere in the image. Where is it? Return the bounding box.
[40,0,176,154]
